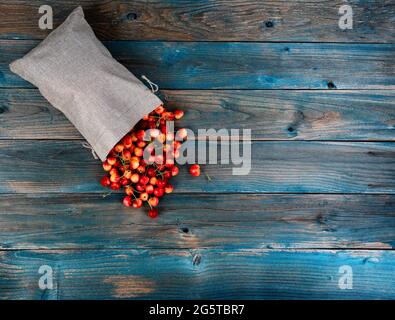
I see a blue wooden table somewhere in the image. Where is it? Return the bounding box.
[0,1,394,299]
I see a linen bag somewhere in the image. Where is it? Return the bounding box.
[9,6,162,161]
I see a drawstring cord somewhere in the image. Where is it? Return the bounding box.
[82,142,99,160]
[141,75,159,93]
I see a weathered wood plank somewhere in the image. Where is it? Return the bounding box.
[0,249,393,299]
[0,140,394,194]
[0,1,394,43]
[2,41,395,89]
[0,194,394,250]
[1,89,395,140]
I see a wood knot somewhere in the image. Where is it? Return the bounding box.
[0,105,8,114]
[180,227,189,234]
[264,21,274,28]
[125,12,138,21]
[327,81,337,89]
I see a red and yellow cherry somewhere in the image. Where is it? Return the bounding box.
[107,157,117,166]
[134,147,143,157]
[174,109,184,120]
[122,150,132,161]
[123,135,133,148]
[155,105,165,115]
[133,199,143,208]
[171,166,179,176]
[114,144,124,153]
[125,186,134,196]
[145,184,154,194]
[149,177,158,185]
[154,187,165,197]
[102,161,112,172]
[157,133,166,144]
[189,164,201,177]
[157,179,167,188]
[131,173,140,184]
[123,196,132,207]
[148,208,158,218]
[163,171,172,179]
[123,170,132,179]
[176,128,188,140]
[147,168,156,177]
[136,130,146,141]
[140,175,150,185]
[148,196,159,207]
[110,174,120,183]
[120,177,129,186]
[110,182,121,190]
[137,165,146,174]
[130,156,140,170]
[109,168,118,176]
[140,192,149,201]
[100,176,111,187]
[165,184,174,194]
[135,183,145,192]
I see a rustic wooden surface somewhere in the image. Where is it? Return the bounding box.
[2,89,395,141]
[0,1,394,300]
[0,0,394,43]
[2,41,395,89]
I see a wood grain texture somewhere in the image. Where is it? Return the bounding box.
[0,194,394,250]
[2,41,395,89]
[0,1,394,43]
[1,89,395,140]
[0,249,394,299]
[0,140,394,194]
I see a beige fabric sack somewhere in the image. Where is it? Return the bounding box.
[9,6,162,161]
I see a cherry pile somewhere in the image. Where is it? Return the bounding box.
[100,105,201,218]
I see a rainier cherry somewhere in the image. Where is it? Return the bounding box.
[176,128,188,140]
[148,197,159,207]
[131,173,140,183]
[123,196,132,207]
[100,176,111,187]
[114,144,124,153]
[171,166,179,176]
[148,208,158,219]
[140,192,149,201]
[174,110,184,120]
[133,199,143,208]
[154,187,165,197]
[110,182,121,190]
[165,184,174,194]
[189,164,201,177]
[102,161,112,172]
[145,184,154,194]
[107,157,117,166]
[100,105,202,219]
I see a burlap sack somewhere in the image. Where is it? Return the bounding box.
[9,6,162,161]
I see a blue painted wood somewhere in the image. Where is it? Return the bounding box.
[0,140,394,194]
[0,249,393,299]
[1,41,395,89]
[1,1,394,42]
[0,193,394,250]
[1,88,395,140]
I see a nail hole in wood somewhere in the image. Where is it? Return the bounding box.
[287,126,294,133]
